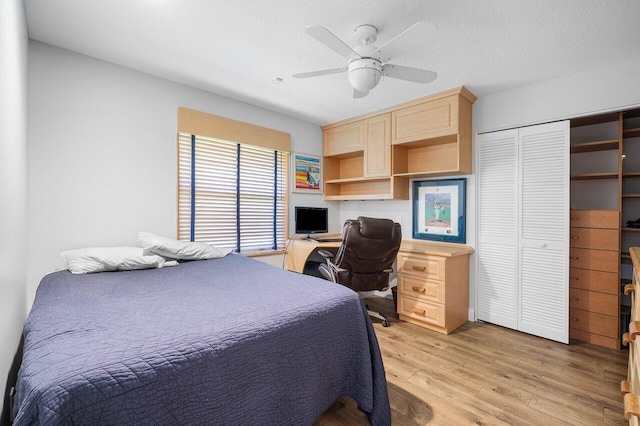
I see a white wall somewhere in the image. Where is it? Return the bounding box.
[0,0,28,413]
[27,41,329,308]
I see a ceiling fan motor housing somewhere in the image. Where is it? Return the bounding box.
[348,58,382,92]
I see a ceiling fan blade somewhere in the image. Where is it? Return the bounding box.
[306,26,360,59]
[382,64,437,84]
[353,89,369,99]
[292,67,347,79]
[376,22,437,62]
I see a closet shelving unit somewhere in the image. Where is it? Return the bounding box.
[569,108,640,349]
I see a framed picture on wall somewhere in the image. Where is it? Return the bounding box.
[291,152,322,194]
[412,178,466,243]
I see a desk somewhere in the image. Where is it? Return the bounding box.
[285,235,342,277]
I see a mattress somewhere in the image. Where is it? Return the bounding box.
[12,254,390,425]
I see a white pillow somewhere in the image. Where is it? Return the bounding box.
[138,232,231,260]
[61,246,178,274]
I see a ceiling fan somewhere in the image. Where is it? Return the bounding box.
[292,21,438,98]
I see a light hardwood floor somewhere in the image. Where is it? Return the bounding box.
[316,296,629,425]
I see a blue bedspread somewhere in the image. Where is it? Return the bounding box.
[12,254,390,425]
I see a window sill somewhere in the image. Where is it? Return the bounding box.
[243,249,286,258]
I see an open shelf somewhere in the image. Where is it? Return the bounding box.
[623,194,640,198]
[570,139,619,153]
[570,172,619,181]
[624,128,640,139]
[324,176,409,201]
[571,113,619,128]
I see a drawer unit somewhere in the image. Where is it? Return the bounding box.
[398,294,445,327]
[397,252,445,281]
[569,288,618,316]
[569,308,618,337]
[569,247,618,273]
[397,273,445,304]
[568,209,620,350]
[396,241,473,335]
[568,267,618,294]
[569,209,618,229]
[569,227,619,251]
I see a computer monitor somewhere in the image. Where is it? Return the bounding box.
[294,206,328,235]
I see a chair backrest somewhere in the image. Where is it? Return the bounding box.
[332,216,402,292]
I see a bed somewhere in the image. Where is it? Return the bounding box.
[11,254,390,425]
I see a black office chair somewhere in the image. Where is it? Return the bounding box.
[318,216,402,327]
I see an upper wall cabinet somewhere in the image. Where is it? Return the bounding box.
[392,87,475,178]
[321,86,476,201]
[323,120,364,157]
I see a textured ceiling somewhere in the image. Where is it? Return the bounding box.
[24,0,640,125]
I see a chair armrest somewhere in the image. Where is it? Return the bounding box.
[318,249,334,260]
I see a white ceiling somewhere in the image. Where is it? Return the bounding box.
[24,0,640,125]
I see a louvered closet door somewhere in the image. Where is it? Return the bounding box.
[518,121,569,343]
[477,129,519,329]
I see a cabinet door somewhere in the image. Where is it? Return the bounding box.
[392,95,457,144]
[323,121,364,156]
[518,120,569,344]
[364,114,391,177]
[477,129,519,330]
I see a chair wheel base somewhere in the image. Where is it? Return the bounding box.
[382,319,390,327]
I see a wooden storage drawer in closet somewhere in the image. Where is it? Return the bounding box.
[569,288,618,316]
[569,227,619,251]
[569,308,618,337]
[568,267,618,294]
[569,209,618,229]
[568,209,620,350]
[569,247,618,272]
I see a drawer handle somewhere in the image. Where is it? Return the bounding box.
[570,317,579,321]
[571,217,580,221]
[624,393,640,419]
[570,276,579,281]
[570,257,580,260]
[571,236,580,239]
[570,297,580,301]
[411,265,426,272]
[622,380,632,396]
[411,286,426,294]
[625,284,636,295]
[411,307,426,316]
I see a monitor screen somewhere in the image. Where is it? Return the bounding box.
[295,207,328,235]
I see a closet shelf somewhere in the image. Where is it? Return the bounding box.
[623,172,640,178]
[570,172,618,181]
[624,128,640,139]
[623,194,640,198]
[570,139,619,153]
[622,227,640,232]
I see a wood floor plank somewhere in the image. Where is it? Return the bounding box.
[316,297,628,425]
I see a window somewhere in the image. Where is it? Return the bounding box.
[178,133,288,253]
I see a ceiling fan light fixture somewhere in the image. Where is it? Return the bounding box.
[348,58,382,92]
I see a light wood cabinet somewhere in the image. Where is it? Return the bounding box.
[364,114,391,178]
[396,241,473,335]
[568,209,620,349]
[392,87,474,178]
[321,86,475,200]
[323,121,364,157]
[622,247,640,424]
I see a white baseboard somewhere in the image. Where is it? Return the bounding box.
[468,308,475,322]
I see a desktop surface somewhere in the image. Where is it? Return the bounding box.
[311,237,342,243]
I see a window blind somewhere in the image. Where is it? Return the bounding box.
[178,132,288,252]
